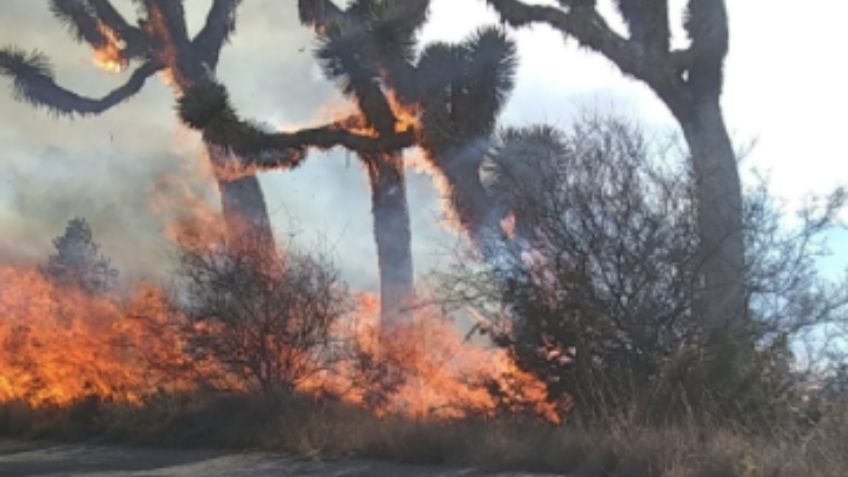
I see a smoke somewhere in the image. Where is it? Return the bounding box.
[0,0,465,291]
[0,142,221,285]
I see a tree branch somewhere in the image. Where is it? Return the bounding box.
[86,0,148,58]
[193,0,242,69]
[177,81,415,170]
[49,0,108,48]
[684,0,729,96]
[209,121,416,170]
[486,0,650,78]
[143,0,207,89]
[314,19,399,134]
[0,49,161,116]
[298,0,345,28]
[486,0,688,113]
[612,0,670,53]
[144,0,191,45]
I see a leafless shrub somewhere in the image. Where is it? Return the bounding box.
[177,241,353,394]
[439,115,848,427]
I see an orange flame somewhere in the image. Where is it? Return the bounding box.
[386,90,420,135]
[302,294,567,422]
[313,89,420,140]
[92,21,128,73]
[149,164,227,253]
[0,267,201,406]
[2,139,564,421]
[0,267,566,422]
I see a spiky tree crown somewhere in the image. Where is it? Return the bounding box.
[177,80,232,130]
[417,27,518,153]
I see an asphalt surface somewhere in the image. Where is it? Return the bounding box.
[0,440,563,476]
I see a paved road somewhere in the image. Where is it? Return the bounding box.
[0,440,561,476]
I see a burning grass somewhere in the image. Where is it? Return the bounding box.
[0,266,196,407]
[0,254,563,423]
[2,261,847,476]
[1,213,845,476]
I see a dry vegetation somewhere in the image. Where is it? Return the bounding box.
[2,118,847,477]
[1,2,846,477]
[2,390,847,477]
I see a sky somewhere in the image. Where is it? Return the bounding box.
[1,0,846,291]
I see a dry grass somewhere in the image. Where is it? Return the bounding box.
[2,391,846,477]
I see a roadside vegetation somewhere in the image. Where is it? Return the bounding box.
[3,117,847,477]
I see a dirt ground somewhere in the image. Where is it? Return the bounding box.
[0,440,562,476]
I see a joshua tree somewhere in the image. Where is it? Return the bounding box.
[0,0,275,253]
[299,0,518,252]
[175,1,518,324]
[298,0,430,323]
[410,28,518,252]
[176,68,420,326]
[182,1,518,323]
[483,0,746,334]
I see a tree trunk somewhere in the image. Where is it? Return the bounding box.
[365,153,415,325]
[677,95,746,332]
[206,142,275,254]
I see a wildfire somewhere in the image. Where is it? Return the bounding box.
[0,263,565,422]
[333,297,564,422]
[149,166,228,253]
[92,21,128,73]
[0,267,197,406]
[318,89,420,140]
[332,113,380,139]
[386,90,420,135]
[0,88,563,421]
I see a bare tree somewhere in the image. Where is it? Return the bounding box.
[0,0,275,252]
[484,0,745,335]
[178,240,352,393]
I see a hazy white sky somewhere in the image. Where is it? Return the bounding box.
[1,0,846,288]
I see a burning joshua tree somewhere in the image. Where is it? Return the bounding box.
[297,0,432,323]
[178,1,520,323]
[299,0,520,253]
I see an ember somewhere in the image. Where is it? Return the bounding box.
[92,21,127,73]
